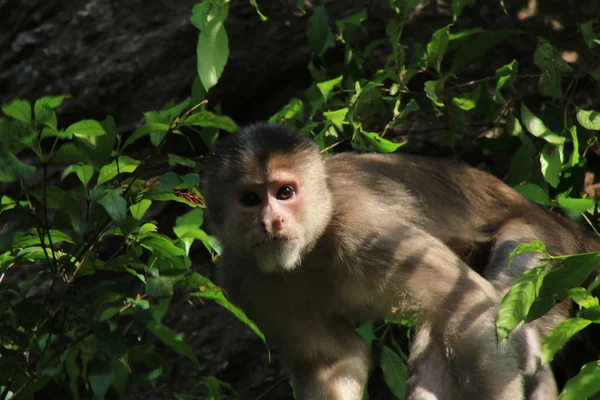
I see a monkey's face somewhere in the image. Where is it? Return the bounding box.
[202,124,332,274]
[224,168,309,274]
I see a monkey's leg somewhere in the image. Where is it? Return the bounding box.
[407,322,462,400]
[384,226,526,400]
[483,220,561,400]
[290,319,370,400]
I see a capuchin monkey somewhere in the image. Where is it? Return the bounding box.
[201,123,600,400]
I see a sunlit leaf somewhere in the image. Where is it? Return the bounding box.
[513,184,551,206]
[520,103,565,144]
[559,361,600,400]
[97,156,141,186]
[542,318,592,364]
[130,199,152,220]
[195,2,229,91]
[497,265,545,340]
[575,107,600,131]
[65,119,106,137]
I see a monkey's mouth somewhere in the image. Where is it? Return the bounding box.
[251,237,296,249]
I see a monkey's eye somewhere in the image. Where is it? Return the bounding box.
[277,185,295,200]
[241,192,261,207]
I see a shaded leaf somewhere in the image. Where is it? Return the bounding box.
[0,152,36,183]
[97,189,127,224]
[147,321,199,364]
[88,357,116,397]
[307,5,334,57]
[380,345,408,399]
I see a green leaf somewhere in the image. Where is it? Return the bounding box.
[34,95,70,129]
[533,39,572,98]
[380,345,408,399]
[425,25,451,73]
[559,361,600,400]
[540,143,562,188]
[542,318,592,364]
[12,229,74,248]
[249,0,267,21]
[566,125,580,167]
[476,81,498,121]
[62,164,94,188]
[391,98,420,127]
[180,111,238,132]
[336,10,367,36]
[513,184,551,206]
[361,131,406,153]
[494,59,518,102]
[323,108,349,131]
[451,0,472,20]
[424,78,446,107]
[122,123,170,149]
[97,189,127,224]
[269,98,304,123]
[556,195,595,219]
[579,20,599,48]
[0,152,36,183]
[452,85,480,111]
[2,98,31,123]
[307,5,334,57]
[131,199,152,220]
[97,156,141,186]
[567,287,599,309]
[34,105,57,131]
[65,119,106,137]
[88,357,116,397]
[575,107,600,131]
[139,233,187,260]
[0,117,36,153]
[451,30,519,72]
[195,2,229,92]
[147,321,199,363]
[174,208,204,238]
[528,253,600,321]
[317,75,343,103]
[520,103,565,144]
[186,272,265,342]
[497,265,545,340]
[355,322,375,349]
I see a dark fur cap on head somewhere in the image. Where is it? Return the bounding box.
[208,123,316,166]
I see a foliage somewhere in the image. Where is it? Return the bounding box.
[2,0,600,399]
[0,74,257,399]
